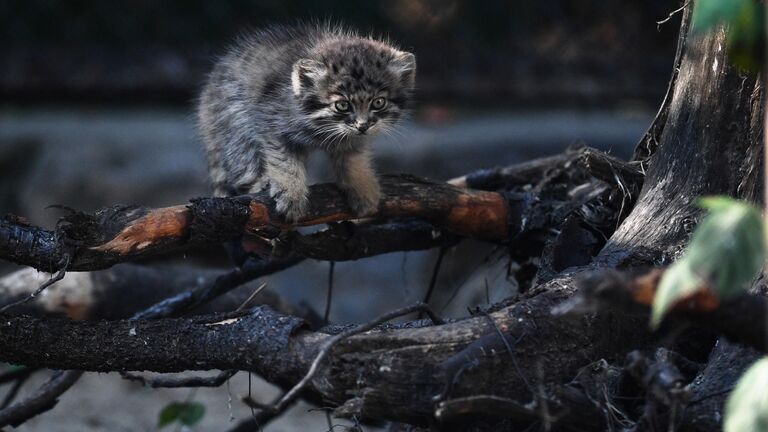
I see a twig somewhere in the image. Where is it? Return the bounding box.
[0,367,34,386]
[247,373,255,420]
[0,373,30,409]
[438,248,501,313]
[133,256,303,319]
[236,283,268,312]
[266,302,444,415]
[418,246,447,318]
[230,395,292,432]
[0,370,83,428]
[634,1,691,164]
[120,370,238,388]
[325,261,335,324]
[657,1,690,29]
[0,255,69,313]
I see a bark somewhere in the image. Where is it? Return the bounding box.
[272,220,461,261]
[580,268,768,353]
[0,175,511,272]
[0,147,635,273]
[0,284,649,425]
[0,306,310,376]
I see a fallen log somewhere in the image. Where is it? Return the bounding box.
[0,273,652,426]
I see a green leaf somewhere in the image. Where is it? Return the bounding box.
[158,402,206,429]
[651,197,764,327]
[178,402,206,426]
[693,0,752,33]
[725,357,768,432]
[692,0,764,72]
[726,0,764,72]
[158,403,181,429]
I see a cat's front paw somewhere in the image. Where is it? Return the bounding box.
[271,185,309,222]
[345,181,381,216]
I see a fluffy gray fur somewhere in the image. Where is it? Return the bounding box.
[198,24,416,221]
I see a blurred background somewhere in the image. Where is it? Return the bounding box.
[0,1,682,431]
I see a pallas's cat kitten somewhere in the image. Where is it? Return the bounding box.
[198,24,416,220]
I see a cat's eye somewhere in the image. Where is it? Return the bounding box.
[371,97,387,110]
[334,100,351,112]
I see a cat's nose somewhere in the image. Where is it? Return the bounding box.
[356,122,370,133]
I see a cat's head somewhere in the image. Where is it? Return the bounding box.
[291,38,415,148]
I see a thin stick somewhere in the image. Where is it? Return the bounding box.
[324,261,335,324]
[0,374,29,409]
[267,302,443,414]
[0,370,83,428]
[230,395,291,432]
[418,247,447,318]
[236,283,268,312]
[0,256,69,313]
[0,367,34,386]
[656,1,690,28]
[133,256,303,319]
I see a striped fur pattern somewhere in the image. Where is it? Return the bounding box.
[198,24,416,220]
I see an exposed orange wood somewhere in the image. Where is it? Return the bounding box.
[83,177,509,263]
[91,206,192,255]
[630,268,720,313]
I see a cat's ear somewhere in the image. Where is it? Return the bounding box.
[292,59,325,96]
[390,51,416,89]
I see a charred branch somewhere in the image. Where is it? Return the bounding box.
[0,259,318,324]
[451,145,644,196]
[272,219,461,261]
[0,370,83,428]
[0,148,636,275]
[130,256,309,321]
[579,268,768,353]
[0,272,653,426]
[0,306,310,374]
[0,175,512,272]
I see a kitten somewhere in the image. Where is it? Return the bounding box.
[198,24,416,221]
